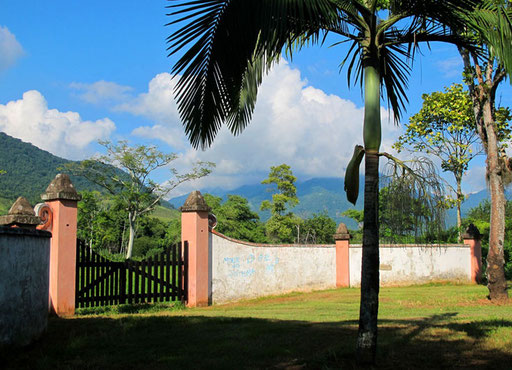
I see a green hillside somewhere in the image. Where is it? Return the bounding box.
[0,132,108,206]
[0,132,175,215]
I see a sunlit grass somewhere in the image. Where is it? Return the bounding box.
[4,283,511,369]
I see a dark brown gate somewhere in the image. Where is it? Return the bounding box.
[75,240,188,308]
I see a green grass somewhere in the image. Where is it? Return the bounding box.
[151,205,179,222]
[3,284,512,369]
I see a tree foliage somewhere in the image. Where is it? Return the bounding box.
[379,156,447,243]
[464,199,512,280]
[205,193,267,243]
[299,212,337,244]
[67,140,214,258]
[260,164,300,243]
[393,84,482,234]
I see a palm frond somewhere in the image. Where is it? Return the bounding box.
[468,1,512,75]
[167,0,340,149]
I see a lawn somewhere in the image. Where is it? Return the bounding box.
[3,284,511,369]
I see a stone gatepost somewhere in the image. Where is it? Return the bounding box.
[180,191,211,307]
[40,174,81,316]
[462,223,482,284]
[334,223,351,288]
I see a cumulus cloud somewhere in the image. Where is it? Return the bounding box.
[70,80,133,104]
[116,73,181,123]
[0,26,24,72]
[126,63,400,193]
[131,124,186,149]
[0,90,116,159]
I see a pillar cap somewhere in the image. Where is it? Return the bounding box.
[0,197,41,228]
[41,173,82,201]
[180,190,211,212]
[334,222,351,240]
[462,223,481,240]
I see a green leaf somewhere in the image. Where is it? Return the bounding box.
[344,145,365,205]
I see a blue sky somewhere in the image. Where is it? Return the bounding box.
[1,1,511,198]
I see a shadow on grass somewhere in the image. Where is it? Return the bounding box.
[3,313,512,370]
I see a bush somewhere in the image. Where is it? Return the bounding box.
[132,236,163,258]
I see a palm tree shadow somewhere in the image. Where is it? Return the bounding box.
[4,313,512,369]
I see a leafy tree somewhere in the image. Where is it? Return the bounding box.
[260,164,300,243]
[204,193,267,242]
[300,212,337,244]
[166,0,512,361]
[342,209,364,228]
[457,4,512,299]
[66,140,214,258]
[165,218,182,246]
[92,195,129,255]
[132,217,169,257]
[77,191,101,248]
[393,84,481,238]
[464,199,512,281]
[260,164,299,216]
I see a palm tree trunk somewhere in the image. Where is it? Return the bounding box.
[357,64,381,364]
[483,102,508,300]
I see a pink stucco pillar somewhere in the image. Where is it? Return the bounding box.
[334,223,351,288]
[180,191,210,307]
[462,224,482,284]
[41,174,81,316]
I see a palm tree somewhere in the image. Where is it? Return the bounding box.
[166,0,511,363]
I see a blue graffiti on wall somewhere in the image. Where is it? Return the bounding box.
[223,253,280,278]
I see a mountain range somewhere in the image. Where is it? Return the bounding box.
[0,131,494,228]
[170,176,494,229]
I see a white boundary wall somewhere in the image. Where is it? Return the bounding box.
[210,231,336,304]
[349,244,472,286]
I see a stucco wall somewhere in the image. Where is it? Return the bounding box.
[0,227,51,346]
[210,231,336,304]
[349,244,471,286]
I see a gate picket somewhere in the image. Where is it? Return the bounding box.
[75,240,187,308]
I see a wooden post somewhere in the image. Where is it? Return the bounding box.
[41,174,81,316]
[334,223,351,287]
[180,191,210,307]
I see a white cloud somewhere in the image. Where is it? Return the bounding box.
[437,57,463,78]
[0,90,116,159]
[70,80,133,104]
[116,73,181,123]
[131,124,185,149]
[126,63,401,192]
[0,26,24,72]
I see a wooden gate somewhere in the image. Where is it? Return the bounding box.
[75,239,188,308]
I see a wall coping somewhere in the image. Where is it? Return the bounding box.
[349,243,468,248]
[0,226,52,238]
[211,229,335,249]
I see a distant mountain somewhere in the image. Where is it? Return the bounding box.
[0,132,174,212]
[171,176,500,230]
[170,177,364,229]
[0,131,497,227]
